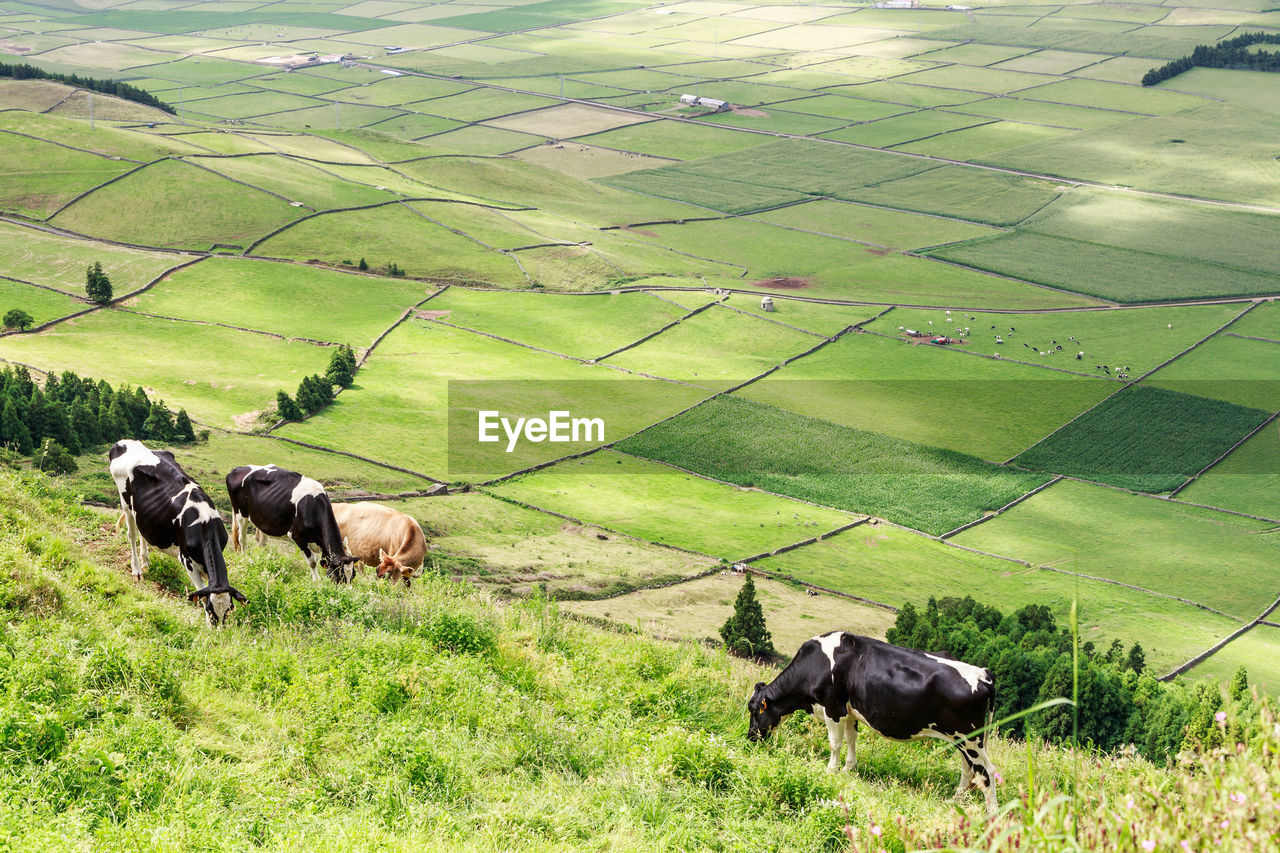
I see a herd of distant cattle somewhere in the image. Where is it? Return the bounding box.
[107,437,1000,815]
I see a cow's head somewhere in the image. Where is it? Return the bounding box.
[747,681,780,742]
[322,553,359,584]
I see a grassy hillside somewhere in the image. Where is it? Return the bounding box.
[2,469,1277,851]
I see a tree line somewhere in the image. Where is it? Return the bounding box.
[0,365,196,472]
[1142,31,1280,86]
[275,344,356,423]
[888,595,1271,761]
[0,62,175,114]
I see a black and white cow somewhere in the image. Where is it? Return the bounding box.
[747,631,999,817]
[225,464,358,583]
[108,439,247,626]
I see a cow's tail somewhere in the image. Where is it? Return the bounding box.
[190,529,248,604]
[982,679,996,747]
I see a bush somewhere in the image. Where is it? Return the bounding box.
[3,309,33,331]
[32,439,76,475]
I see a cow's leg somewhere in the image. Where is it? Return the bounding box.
[230,511,243,552]
[843,715,858,772]
[255,527,267,548]
[813,705,843,772]
[117,497,144,579]
[954,750,975,800]
[968,744,999,819]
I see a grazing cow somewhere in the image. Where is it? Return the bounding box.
[225,465,358,583]
[108,440,246,625]
[747,631,999,817]
[330,502,428,587]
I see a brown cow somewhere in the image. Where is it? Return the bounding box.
[330,502,428,586]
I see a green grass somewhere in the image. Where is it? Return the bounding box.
[1189,626,1280,694]
[825,81,990,109]
[491,449,857,559]
[572,120,768,161]
[767,94,909,123]
[0,132,137,219]
[181,90,321,120]
[130,257,429,344]
[757,522,1238,675]
[602,170,808,215]
[714,295,879,337]
[512,143,679,180]
[50,159,307,251]
[897,120,1070,162]
[0,111,192,163]
[436,0,648,33]
[821,112,989,148]
[867,302,1247,378]
[423,125,547,156]
[926,232,1280,303]
[486,103,652,138]
[616,396,1049,535]
[692,109,848,138]
[841,165,1064,227]
[0,279,83,328]
[421,288,688,359]
[605,305,822,384]
[188,154,403,210]
[747,200,1001,250]
[565,572,898,654]
[949,96,1130,130]
[252,203,527,287]
[954,477,1280,621]
[1179,420,1280,520]
[415,88,555,122]
[1147,334,1280,412]
[1224,300,1280,342]
[899,65,1061,95]
[275,320,706,479]
[394,491,716,597]
[1015,78,1211,115]
[0,309,331,429]
[739,333,1115,461]
[0,220,183,297]
[1015,384,1270,493]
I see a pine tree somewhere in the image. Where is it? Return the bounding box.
[99,397,129,442]
[295,374,334,416]
[174,408,196,443]
[276,391,302,421]
[1126,642,1146,675]
[1,397,32,454]
[326,344,357,387]
[1229,666,1249,702]
[143,402,175,442]
[70,400,101,447]
[720,573,775,659]
[358,257,369,271]
[85,261,113,304]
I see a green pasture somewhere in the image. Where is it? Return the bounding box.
[491,449,857,560]
[617,396,1049,536]
[915,42,1030,67]
[487,104,656,138]
[66,9,391,35]
[329,75,474,108]
[276,320,705,479]
[415,87,554,122]
[162,132,278,156]
[403,201,553,250]
[189,154,398,210]
[37,41,173,72]
[1024,190,1280,279]
[1224,301,1280,342]
[715,295,877,338]
[51,159,307,251]
[427,126,547,156]
[0,309,331,429]
[756,523,1236,677]
[1147,334,1280,412]
[488,75,635,102]
[1191,626,1280,695]
[515,244,627,291]
[604,304,819,384]
[822,112,988,149]
[1016,77,1210,114]
[603,170,807,215]
[827,81,989,109]
[131,256,428,344]
[0,111,194,162]
[254,72,354,96]
[768,94,909,123]
[572,120,768,161]
[739,332,1115,461]
[134,55,264,86]
[0,279,83,328]
[252,203,527,287]
[995,104,1280,206]
[263,102,406,131]
[1180,421,1280,521]
[0,80,84,112]
[434,0,648,33]
[1016,384,1270,493]
[1070,55,1158,85]
[565,571,899,654]
[0,220,185,297]
[1156,68,1280,116]
[842,165,1065,227]
[897,120,1071,161]
[0,132,137,219]
[307,162,467,199]
[367,112,465,140]
[751,200,997,252]
[695,108,848,138]
[868,303,1247,378]
[627,218,1094,308]
[994,50,1111,75]
[950,96,1130,130]
[899,65,1061,96]
[396,491,717,597]
[954,477,1280,621]
[512,143,679,179]
[927,233,1280,303]
[238,132,379,164]
[180,90,321,120]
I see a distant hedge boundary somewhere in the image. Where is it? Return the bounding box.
[1142,31,1280,86]
[0,62,175,114]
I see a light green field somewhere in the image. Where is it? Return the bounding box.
[1179,421,1280,521]
[239,132,379,164]
[415,87,554,122]
[827,80,990,109]
[329,75,476,107]
[822,111,988,148]
[602,169,807,215]
[512,142,679,179]
[749,200,1000,251]
[276,320,706,479]
[841,165,1066,227]
[0,80,88,112]
[916,42,1031,67]
[900,65,1061,95]
[572,120,768,160]
[1016,77,1211,115]
[491,449,858,560]
[897,120,1071,161]
[50,159,307,251]
[695,108,849,137]
[426,125,547,155]
[252,203,527,286]
[1189,626,1280,694]
[1223,301,1280,342]
[130,257,429,343]
[1147,334,1280,412]
[566,572,899,653]
[928,233,1280,303]
[0,280,84,328]
[605,304,821,384]
[627,219,1095,308]
[954,478,1280,621]
[264,102,407,131]
[183,90,322,119]
[716,295,879,337]
[0,309,331,429]
[739,332,1114,461]
[756,522,1238,675]
[869,303,1247,378]
[395,491,717,596]
[949,96,1130,130]
[422,288,688,359]
[994,50,1111,75]
[1155,67,1280,115]
[188,154,399,210]
[486,103,653,137]
[0,133,138,218]
[768,94,909,123]
[0,220,186,297]
[1070,54,1159,84]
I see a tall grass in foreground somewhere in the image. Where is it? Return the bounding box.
[0,469,1276,851]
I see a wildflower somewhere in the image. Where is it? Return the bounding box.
[1125,796,1135,810]
[870,824,882,838]
[1215,711,1227,725]
[1220,820,1228,829]
[1142,841,1156,851]
[1230,793,1245,804]
[1180,842,1191,853]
